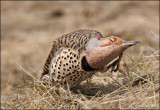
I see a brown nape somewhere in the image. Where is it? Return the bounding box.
[82,44,130,69]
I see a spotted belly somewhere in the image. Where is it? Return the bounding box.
[48,48,95,87]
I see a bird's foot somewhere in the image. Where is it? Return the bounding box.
[59,83,73,97]
[109,53,123,73]
[59,86,69,97]
[41,74,51,85]
[101,53,123,73]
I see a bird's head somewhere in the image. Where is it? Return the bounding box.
[82,36,140,70]
[99,36,140,48]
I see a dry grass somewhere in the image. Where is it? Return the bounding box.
[2,51,159,109]
[1,1,159,109]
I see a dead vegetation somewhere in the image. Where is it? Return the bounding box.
[1,1,159,109]
[2,51,159,109]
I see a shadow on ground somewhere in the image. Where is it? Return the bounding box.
[71,74,155,98]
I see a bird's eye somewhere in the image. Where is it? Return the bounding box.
[110,38,115,42]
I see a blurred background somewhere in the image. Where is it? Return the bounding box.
[1,1,159,101]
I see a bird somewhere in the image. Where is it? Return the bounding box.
[40,29,140,90]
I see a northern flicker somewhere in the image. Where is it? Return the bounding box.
[40,29,140,89]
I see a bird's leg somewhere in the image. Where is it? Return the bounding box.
[59,81,73,97]
[59,85,69,96]
[41,74,51,85]
[100,53,123,73]
[111,53,123,72]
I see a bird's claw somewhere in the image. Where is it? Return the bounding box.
[111,64,119,72]
[106,53,123,73]
[111,53,122,73]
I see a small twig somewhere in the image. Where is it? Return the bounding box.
[151,31,159,38]
[66,82,75,108]
[2,72,12,98]
[16,62,39,82]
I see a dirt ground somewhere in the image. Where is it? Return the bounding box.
[1,1,159,109]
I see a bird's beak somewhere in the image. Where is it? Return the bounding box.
[113,40,140,52]
[117,41,140,46]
